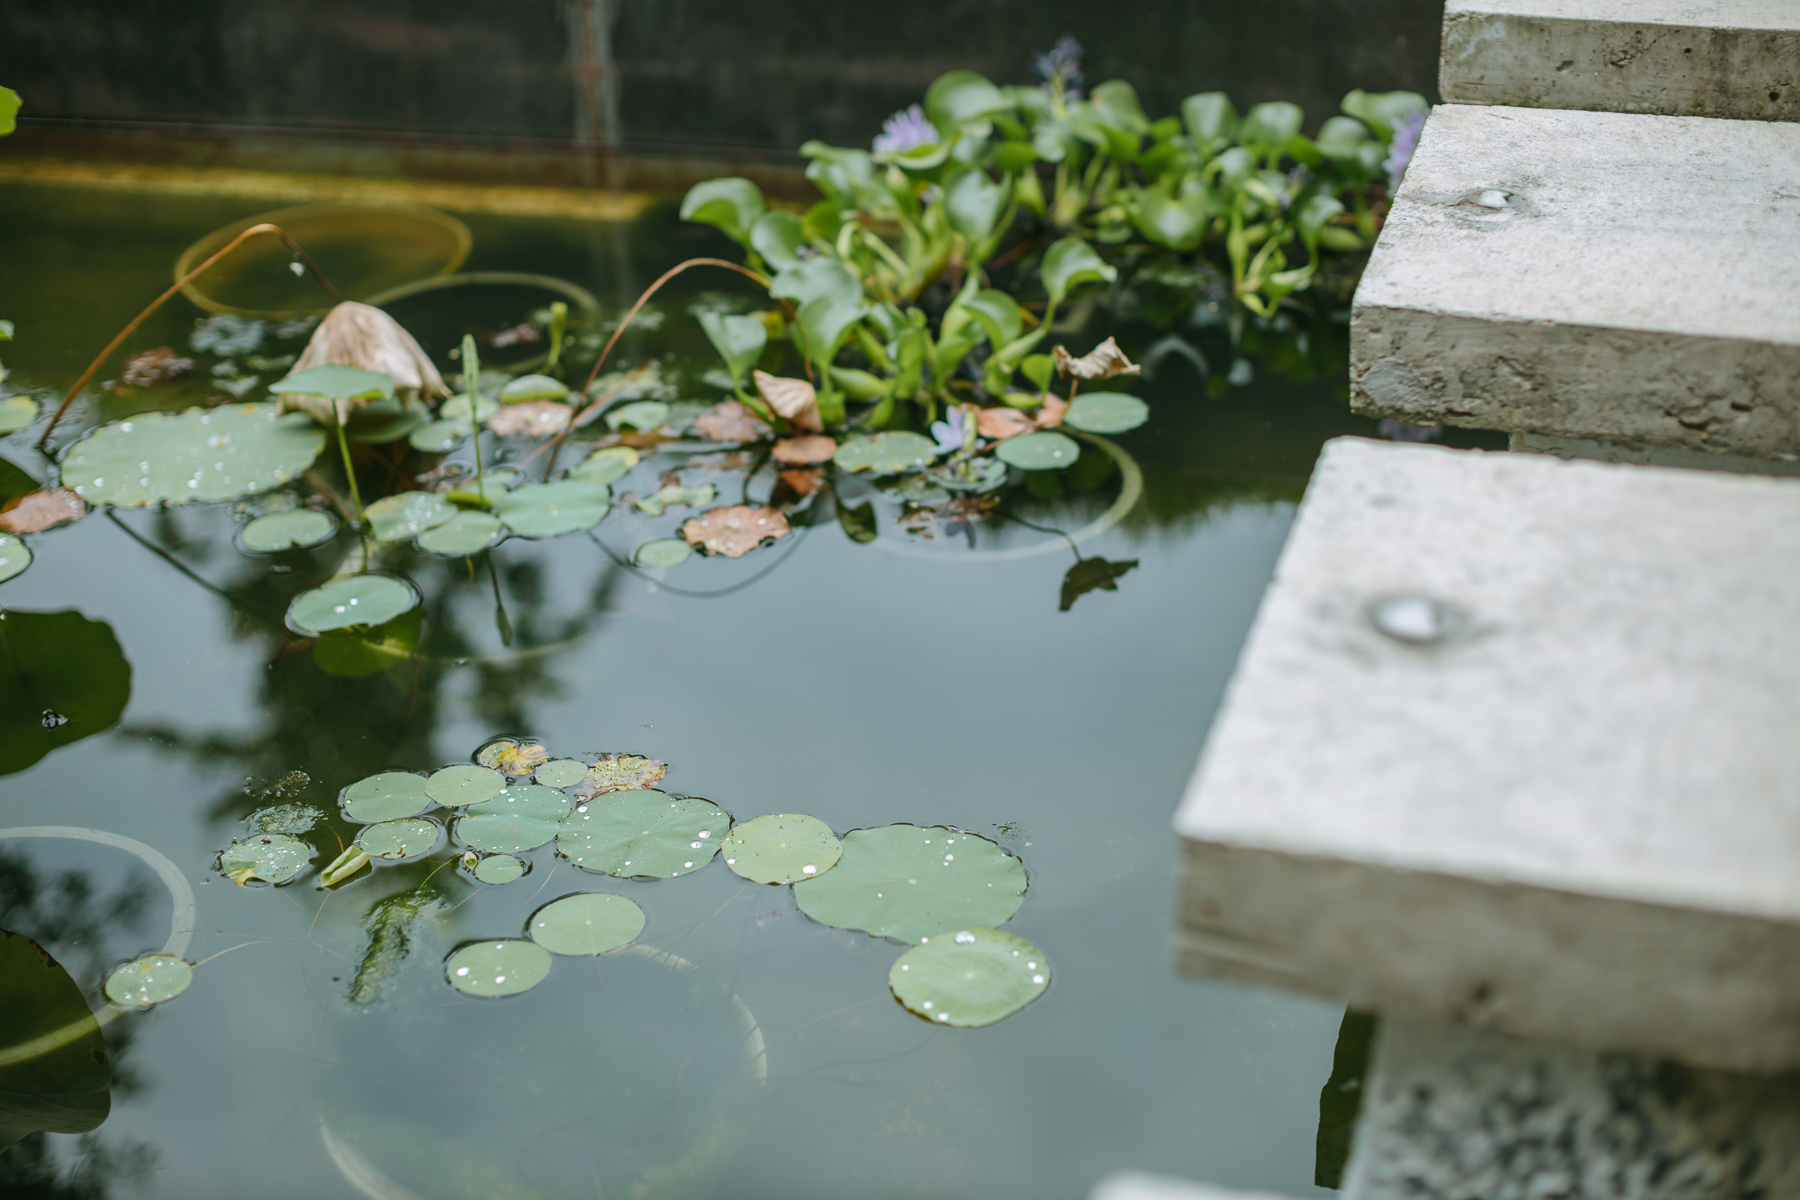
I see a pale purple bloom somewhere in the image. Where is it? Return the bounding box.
[1035,35,1084,102]
[1384,108,1427,193]
[873,104,939,155]
[930,405,970,455]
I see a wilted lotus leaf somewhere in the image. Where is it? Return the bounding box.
[772,435,836,465]
[722,813,842,885]
[533,759,587,788]
[792,825,1026,943]
[341,771,433,823]
[1053,336,1141,381]
[445,939,551,998]
[240,509,335,553]
[635,484,713,516]
[0,395,39,435]
[356,817,443,860]
[528,893,646,956]
[456,784,569,853]
[995,430,1079,471]
[248,802,322,833]
[486,400,571,438]
[889,927,1049,1027]
[568,445,638,486]
[0,534,27,583]
[605,401,670,432]
[0,488,84,534]
[104,954,194,1007]
[61,403,325,508]
[499,374,569,403]
[287,574,418,635]
[476,738,550,774]
[219,833,313,885]
[425,763,506,807]
[834,432,935,474]
[494,480,611,537]
[417,509,502,557]
[290,303,448,401]
[634,537,690,567]
[472,854,526,885]
[364,491,457,542]
[693,400,770,443]
[571,754,665,797]
[556,789,726,878]
[1063,391,1148,434]
[752,371,822,432]
[680,505,789,557]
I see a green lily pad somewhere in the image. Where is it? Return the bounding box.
[426,763,506,807]
[834,432,936,475]
[441,393,501,423]
[534,759,587,788]
[721,814,842,885]
[556,789,726,879]
[634,538,690,567]
[0,534,29,584]
[356,817,443,860]
[994,430,1079,471]
[1063,392,1148,434]
[528,893,646,956]
[61,403,326,508]
[416,509,502,556]
[271,364,393,402]
[568,445,638,486]
[0,931,111,1149]
[500,374,569,403]
[103,954,194,1007]
[604,401,670,432]
[792,825,1026,943]
[341,771,434,822]
[445,939,552,998]
[312,610,420,678]
[407,418,467,453]
[239,509,335,552]
[218,833,313,885]
[456,784,570,853]
[472,854,526,885]
[0,395,40,435]
[346,397,430,445]
[287,574,418,634]
[889,927,1049,1027]
[364,491,458,541]
[494,480,611,538]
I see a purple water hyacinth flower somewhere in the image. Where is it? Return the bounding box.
[1384,108,1427,193]
[1035,35,1084,102]
[873,104,939,155]
[930,405,971,456]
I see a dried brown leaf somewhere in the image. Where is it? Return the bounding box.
[1053,336,1141,381]
[772,435,837,465]
[753,371,823,433]
[680,505,791,558]
[0,488,86,534]
[693,400,771,443]
[121,347,195,388]
[1035,395,1069,428]
[293,301,449,399]
[775,467,823,498]
[476,739,550,774]
[571,754,667,798]
[485,400,571,437]
[975,407,1035,441]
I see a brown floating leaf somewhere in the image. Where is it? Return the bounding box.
[772,435,837,465]
[775,467,823,498]
[121,347,195,388]
[0,488,86,534]
[293,301,449,399]
[1053,336,1141,381]
[1035,395,1069,428]
[476,739,551,774]
[681,505,791,558]
[693,400,771,444]
[975,408,1035,441]
[571,754,667,799]
[485,400,571,437]
[753,371,823,433]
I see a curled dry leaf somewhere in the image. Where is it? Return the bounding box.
[485,400,571,437]
[1053,336,1141,381]
[974,397,1064,442]
[753,370,823,433]
[121,347,195,388]
[0,488,86,534]
[693,400,771,443]
[571,754,668,799]
[773,435,837,465]
[681,504,791,558]
[293,301,449,399]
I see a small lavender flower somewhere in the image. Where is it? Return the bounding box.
[1384,108,1427,193]
[1035,35,1084,103]
[930,405,971,456]
[873,104,939,155]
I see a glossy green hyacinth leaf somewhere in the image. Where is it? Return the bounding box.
[721,813,842,886]
[416,509,502,557]
[364,491,458,542]
[528,893,646,956]
[218,833,313,885]
[0,395,40,436]
[533,759,587,789]
[0,534,28,584]
[445,939,552,998]
[494,480,611,538]
[634,537,690,567]
[286,574,419,635]
[792,825,1026,943]
[834,432,935,475]
[426,763,506,808]
[341,771,434,823]
[0,932,111,1151]
[239,508,335,553]
[889,927,1049,1027]
[568,445,638,486]
[456,784,569,853]
[356,817,443,860]
[61,403,326,508]
[472,854,526,885]
[103,954,194,1007]
[995,430,1079,471]
[556,789,725,879]
[1063,392,1148,434]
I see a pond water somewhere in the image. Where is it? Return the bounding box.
[0,181,1495,1200]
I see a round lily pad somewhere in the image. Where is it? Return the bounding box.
[528,893,646,956]
[1063,391,1148,434]
[995,430,1080,470]
[456,784,569,853]
[534,759,587,789]
[634,538,690,568]
[425,763,506,807]
[104,954,194,1007]
[341,771,433,822]
[834,432,936,475]
[605,401,669,432]
[556,789,726,879]
[441,393,501,423]
[239,509,335,552]
[721,814,842,885]
[407,418,467,453]
[287,574,419,634]
[494,480,611,538]
[569,445,638,486]
[417,509,502,557]
[0,395,40,435]
[445,939,552,998]
[356,817,443,860]
[0,533,29,584]
[364,491,458,541]
[218,833,313,885]
[889,927,1049,1027]
[472,854,527,884]
[62,403,326,507]
[792,825,1026,943]
[500,374,570,402]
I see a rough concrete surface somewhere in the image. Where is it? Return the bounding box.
[1442,1,1799,120]
[1174,438,1800,1071]
[1351,105,1800,458]
[1089,1173,1300,1200]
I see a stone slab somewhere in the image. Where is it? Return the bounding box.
[1514,431,1800,476]
[1442,1,1800,121]
[1090,1173,1299,1200]
[1350,104,1800,459]
[1174,437,1800,1071]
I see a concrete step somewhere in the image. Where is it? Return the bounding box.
[1174,437,1800,1073]
[1350,103,1800,460]
[1441,1,1800,121]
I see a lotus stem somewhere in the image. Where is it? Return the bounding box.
[334,416,365,520]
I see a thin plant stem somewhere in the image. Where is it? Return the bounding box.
[461,334,485,502]
[334,416,365,519]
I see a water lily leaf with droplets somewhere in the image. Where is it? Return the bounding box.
[0,396,39,435]
[287,574,418,635]
[456,784,569,853]
[1063,392,1148,434]
[407,417,466,453]
[890,927,1049,1027]
[534,759,587,788]
[528,893,646,955]
[722,814,842,885]
[104,954,193,1007]
[834,432,935,475]
[635,484,713,516]
[341,771,433,822]
[494,480,611,538]
[240,509,335,552]
[0,534,29,584]
[472,854,526,884]
[792,825,1026,943]
[356,817,443,860]
[441,393,501,422]
[994,430,1079,470]
[425,763,506,807]
[568,445,638,486]
[635,537,690,567]
[556,789,727,879]
[364,491,457,542]
[61,404,325,508]
[681,505,789,557]
[219,833,313,885]
[416,509,502,557]
[604,401,670,433]
[571,755,665,797]
[445,939,551,998]
[476,739,550,774]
